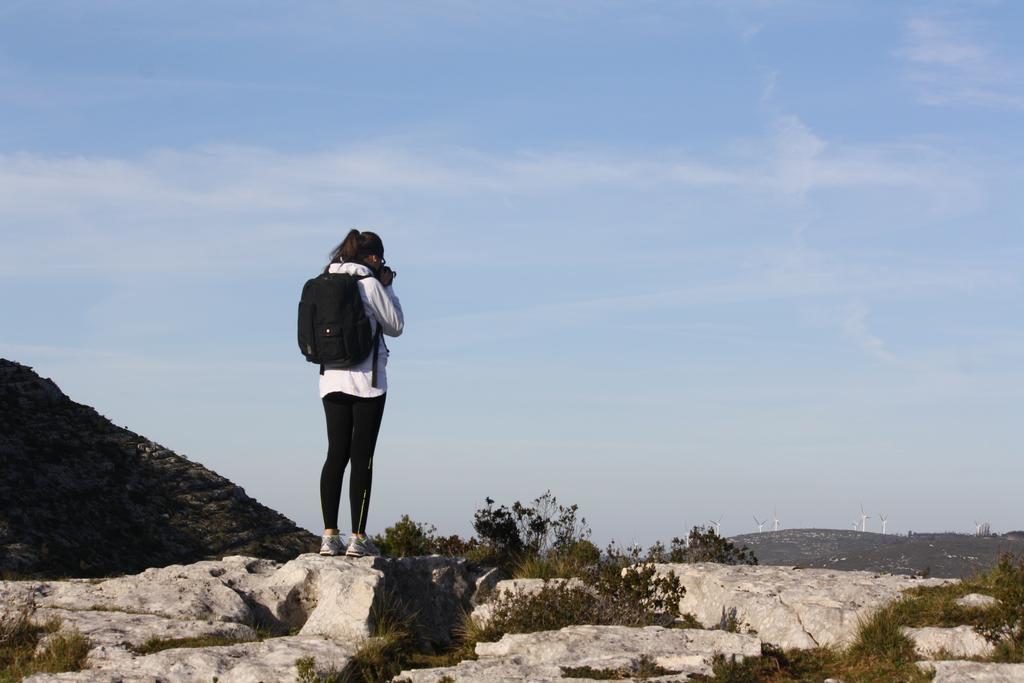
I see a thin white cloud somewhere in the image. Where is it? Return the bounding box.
[900,17,1024,110]
[741,23,763,41]
[413,252,1010,351]
[0,118,987,278]
[842,301,894,362]
[0,117,973,214]
[759,69,779,106]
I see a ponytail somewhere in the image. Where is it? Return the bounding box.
[339,229,361,262]
[327,230,385,270]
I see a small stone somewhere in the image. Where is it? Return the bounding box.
[955,593,1000,609]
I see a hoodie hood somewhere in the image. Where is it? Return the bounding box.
[328,261,373,276]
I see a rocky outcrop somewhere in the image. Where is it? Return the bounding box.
[5,553,1012,682]
[0,359,318,578]
[656,562,952,649]
[395,625,762,682]
[5,553,492,682]
[5,554,485,646]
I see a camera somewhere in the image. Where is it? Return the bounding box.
[378,265,396,285]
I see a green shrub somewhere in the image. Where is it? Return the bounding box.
[429,534,479,559]
[371,515,478,559]
[587,559,685,622]
[472,491,591,571]
[472,497,525,562]
[372,515,437,557]
[661,526,758,565]
[463,561,685,648]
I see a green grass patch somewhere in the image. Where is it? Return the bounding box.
[690,640,933,683]
[853,551,1024,664]
[512,549,596,580]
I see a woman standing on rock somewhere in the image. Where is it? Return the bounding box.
[316,230,403,557]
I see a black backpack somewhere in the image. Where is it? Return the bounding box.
[297,271,383,383]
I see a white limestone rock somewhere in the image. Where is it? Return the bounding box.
[23,635,356,683]
[396,624,761,682]
[241,554,483,645]
[30,557,271,624]
[31,607,257,658]
[919,660,1024,682]
[903,625,995,659]
[3,553,493,681]
[235,554,382,639]
[655,563,952,649]
[293,557,382,640]
[956,593,1001,610]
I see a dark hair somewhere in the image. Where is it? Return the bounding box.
[328,230,384,268]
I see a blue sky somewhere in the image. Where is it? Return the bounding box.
[2,1,1022,545]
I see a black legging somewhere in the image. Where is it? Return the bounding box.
[320,391,387,533]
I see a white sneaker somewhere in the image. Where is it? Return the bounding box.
[345,534,381,558]
[319,534,345,556]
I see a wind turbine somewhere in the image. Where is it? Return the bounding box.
[772,508,780,532]
[851,520,860,530]
[753,515,767,533]
[974,521,983,536]
[859,504,871,533]
[879,514,888,535]
[708,516,723,536]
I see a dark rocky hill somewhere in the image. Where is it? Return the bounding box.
[0,359,317,578]
[731,528,1024,579]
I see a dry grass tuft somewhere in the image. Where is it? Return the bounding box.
[131,634,254,655]
[1,602,90,683]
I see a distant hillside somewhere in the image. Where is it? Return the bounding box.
[0,359,318,578]
[731,528,1024,578]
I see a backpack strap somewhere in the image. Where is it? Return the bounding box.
[370,324,383,388]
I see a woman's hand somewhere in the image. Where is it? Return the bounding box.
[378,265,395,287]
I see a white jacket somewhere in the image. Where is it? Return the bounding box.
[318,262,404,399]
